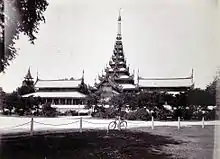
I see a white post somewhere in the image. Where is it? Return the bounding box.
[80,117,82,133]
[118,116,121,130]
[30,117,34,136]
[106,126,109,134]
[178,117,180,130]
[151,116,154,130]
[202,117,205,128]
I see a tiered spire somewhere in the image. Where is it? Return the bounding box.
[23,67,34,87]
[102,9,134,85]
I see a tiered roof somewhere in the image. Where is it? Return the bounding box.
[95,9,136,92]
[138,70,194,91]
[22,91,86,98]
[22,71,88,98]
[35,79,82,89]
[138,77,193,88]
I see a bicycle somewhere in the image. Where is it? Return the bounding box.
[108,117,127,130]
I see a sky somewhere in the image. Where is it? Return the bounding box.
[0,0,219,92]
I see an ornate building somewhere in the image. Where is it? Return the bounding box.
[94,10,138,101]
[94,10,194,99]
[22,10,194,112]
[137,69,194,94]
[22,69,89,113]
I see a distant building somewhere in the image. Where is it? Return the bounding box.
[94,10,138,101]
[22,70,89,113]
[94,10,194,99]
[137,71,194,94]
[22,10,194,112]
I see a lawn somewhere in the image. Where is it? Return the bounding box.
[0,129,180,159]
[0,125,218,159]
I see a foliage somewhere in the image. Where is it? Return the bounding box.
[4,91,24,114]
[17,85,35,96]
[0,87,6,110]
[3,89,42,116]
[187,88,215,106]
[1,0,49,72]
[41,102,57,117]
[86,90,102,110]
[124,108,150,121]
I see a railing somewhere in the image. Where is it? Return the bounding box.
[0,116,208,136]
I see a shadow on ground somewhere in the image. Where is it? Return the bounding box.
[0,130,181,159]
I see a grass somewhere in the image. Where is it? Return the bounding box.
[0,129,181,159]
[0,125,216,159]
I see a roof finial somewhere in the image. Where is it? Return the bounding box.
[81,69,84,83]
[118,8,122,21]
[95,77,96,82]
[36,69,39,81]
[117,8,122,35]
[191,68,194,83]
[82,69,84,78]
[137,69,140,85]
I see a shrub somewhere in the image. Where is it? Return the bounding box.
[124,111,136,120]
[92,111,106,118]
[105,107,118,118]
[124,108,150,121]
[205,110,216,120]
[41,103,58,117]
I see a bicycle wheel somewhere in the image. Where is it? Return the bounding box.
[120,120,127,129]
[108,121,116,130]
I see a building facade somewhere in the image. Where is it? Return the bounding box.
[94,10,194,98]
[22,10,194,112]
[22,71,89,113]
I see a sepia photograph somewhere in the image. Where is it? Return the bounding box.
[0,0,220,158]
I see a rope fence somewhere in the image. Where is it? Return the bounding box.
[33,120,79,126]
[1,121,31,130]
[0,116,207,136]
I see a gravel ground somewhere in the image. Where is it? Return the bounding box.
[132,125,218,159]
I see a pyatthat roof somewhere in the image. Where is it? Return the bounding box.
[138,77,193,88]
[22,91,86,98]
[35,79,82,89]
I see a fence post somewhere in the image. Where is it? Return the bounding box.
[178,117,180,130]
[106,126,109,135]
[202,117,205,128]
[30,117,34,136]
[118,116,121,130]
[151,116,154,130]
[79,117,82,133]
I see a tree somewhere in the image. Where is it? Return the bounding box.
[205,76,218,105]
[109,93,126,112]
[1,0,49,72]
[41,102,57,117]
[17,85,35,96]
[4,91,24,114]
[85,90,102,112]
[0,87,6,111]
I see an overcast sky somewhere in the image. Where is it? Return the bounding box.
[0,0,219,92]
